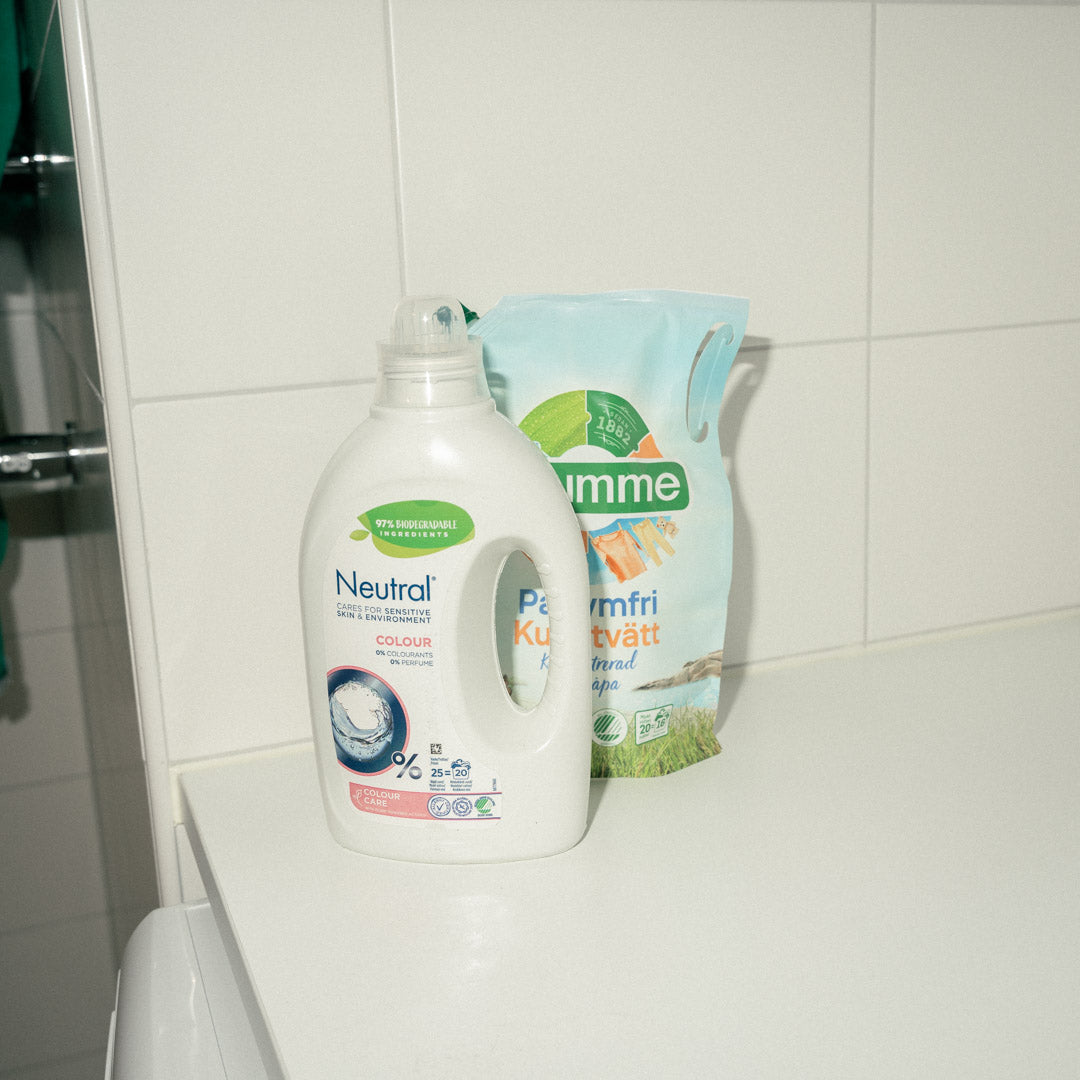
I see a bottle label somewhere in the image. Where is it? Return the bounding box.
[323,498,501,823]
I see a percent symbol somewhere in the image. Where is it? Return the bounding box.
[392,751,423,780]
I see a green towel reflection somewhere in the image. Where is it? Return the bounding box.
[1,0,22,162]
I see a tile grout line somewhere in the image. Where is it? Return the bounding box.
[130,377,378,409]
[123,314,1080,409]
[724,605,1080,681]
[863,3,878,648]
[383,0,409,299]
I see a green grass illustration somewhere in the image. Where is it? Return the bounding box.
[591,706,721,778]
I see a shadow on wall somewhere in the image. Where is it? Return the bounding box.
[716,335,770,735]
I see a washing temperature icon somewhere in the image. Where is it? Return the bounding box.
[392,751,422,780]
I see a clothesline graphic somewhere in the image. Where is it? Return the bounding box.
[588,515,678,583]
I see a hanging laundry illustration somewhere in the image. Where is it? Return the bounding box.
[632,516,676,567]
[590,527,647,583]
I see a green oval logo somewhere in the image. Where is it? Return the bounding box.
[352,499,474,559]
[592,709,628,746]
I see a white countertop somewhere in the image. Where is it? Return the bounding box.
[181,613,1080,1080]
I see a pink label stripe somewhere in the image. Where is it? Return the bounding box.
[348,783,502,821]
[349,784,434,819]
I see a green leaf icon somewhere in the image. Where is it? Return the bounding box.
[349,529,370,542]
[355,500,474,558]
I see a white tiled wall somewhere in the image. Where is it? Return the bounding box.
[81,0,400,399]
[871,5,1080,336]
[392,0,873,342]
[61,0,1080,905]
[131,382,374,761]
[868,323,1080,641]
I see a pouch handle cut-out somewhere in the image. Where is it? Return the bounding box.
[685,322,735,443]
[447,533,586,760]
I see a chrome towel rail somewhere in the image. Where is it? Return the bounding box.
[3,152,75,178]
[0,425,107,493]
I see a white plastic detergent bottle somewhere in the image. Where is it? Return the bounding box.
[299,296,592,862]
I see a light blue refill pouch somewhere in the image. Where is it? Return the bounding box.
[474,291,749,777]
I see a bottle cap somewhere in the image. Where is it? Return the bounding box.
[376,297,488,407]
[389,297,469,356]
